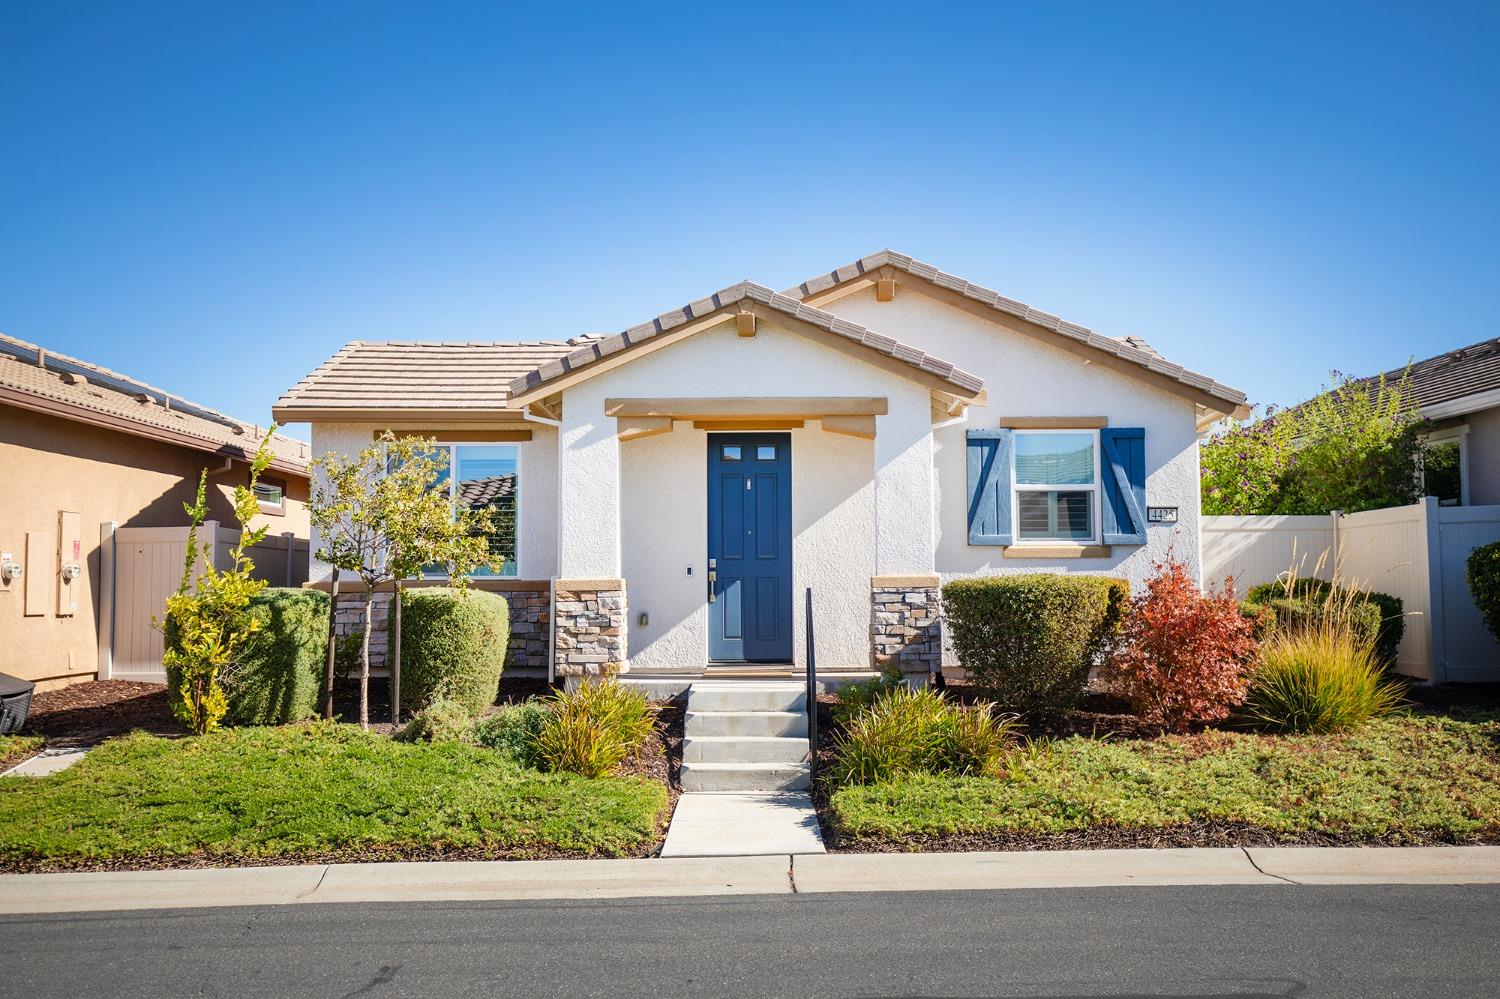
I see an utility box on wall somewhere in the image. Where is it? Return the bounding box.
[57,510,82,616]
[24,531,50,616]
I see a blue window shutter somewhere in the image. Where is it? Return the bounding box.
[966,429,1013,546]
[1101,427,1146,545]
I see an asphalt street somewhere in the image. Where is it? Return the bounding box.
[1,883,1496,998]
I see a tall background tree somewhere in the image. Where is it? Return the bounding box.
[309,432,495,727]
[1201,369,1429,516]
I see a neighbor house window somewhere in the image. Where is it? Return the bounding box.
[422,443,520,576]
[253,476,286,515]
[1013,430,1098,542]
[1422,430,1467,507]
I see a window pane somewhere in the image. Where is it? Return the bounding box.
[756,445,776,460]
[722,446,742,461]
[1015,433,1095,485]
[1018,490,1093,541]
[455,445,518,576]
[1425,441,1462,506]
[253,482,283,505]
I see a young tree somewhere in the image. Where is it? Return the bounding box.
[309,432,495,727]
[159,431,276,734]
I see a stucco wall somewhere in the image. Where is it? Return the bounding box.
[0,404,309,687]
[565,320,923,670]
[1465,405,1500,506]
[828,287,1205,592]
[307,421,558,582]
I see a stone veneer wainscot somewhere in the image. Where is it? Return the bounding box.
[870,574,942,677]
[552,579,627,682]
[331,579,551,674]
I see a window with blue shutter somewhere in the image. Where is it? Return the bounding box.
[966,429,1013,545]
[1100,427,1146,545]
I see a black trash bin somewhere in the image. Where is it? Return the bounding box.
[0,672,35,735]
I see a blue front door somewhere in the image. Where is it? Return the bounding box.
[707,433,793,662]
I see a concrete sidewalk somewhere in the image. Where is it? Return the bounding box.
[3,846,1499,914]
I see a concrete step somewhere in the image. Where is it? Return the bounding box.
[680,761,812,792]
[685,709,808,738]
[688,682,807,714]
[683,735,810,765]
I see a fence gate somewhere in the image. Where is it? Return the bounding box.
[99,522,311,683]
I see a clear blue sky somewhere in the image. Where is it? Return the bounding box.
[3,2,1495,441]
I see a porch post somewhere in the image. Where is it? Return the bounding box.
[871,392,941,679]
[555,392,627,684]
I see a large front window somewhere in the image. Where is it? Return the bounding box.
[424,443,519,576]
[1014,430,1098,542]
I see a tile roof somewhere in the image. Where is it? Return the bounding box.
[0,332,309,474]
[786,250,1248,413]
[275,338,599,414]
[1365,336,1500,413]
[506,281,985,400]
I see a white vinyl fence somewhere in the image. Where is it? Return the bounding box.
[1203,498,1500,682]
[98,521,310,682]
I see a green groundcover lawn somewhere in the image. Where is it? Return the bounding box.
[0,723,668,868]
[831,711,1500,844]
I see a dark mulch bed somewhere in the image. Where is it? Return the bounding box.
[825,823,1500,854]
[25,680,177,745]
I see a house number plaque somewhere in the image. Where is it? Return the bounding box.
[1147,506,1179,524]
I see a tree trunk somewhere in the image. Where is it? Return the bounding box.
[391,582,403,726]
[324,574,341,720]
[360,589,374,729]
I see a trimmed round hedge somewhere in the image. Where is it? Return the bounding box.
[221,588,329,726]
[397,587,510,715]
[1242,578,1403,665]
[942,574,1129,719]
[1469,541,1500,644]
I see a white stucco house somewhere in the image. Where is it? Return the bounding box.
[274,251,1249,686]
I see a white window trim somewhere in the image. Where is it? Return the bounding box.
[253,477,286,516]
[1010,428,1102,545]
[1421,425,1469,507]
[420,441,522,579]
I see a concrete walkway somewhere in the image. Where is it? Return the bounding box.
[661,792,825,857]
[4,846,1500,914]
[0,746,88,778]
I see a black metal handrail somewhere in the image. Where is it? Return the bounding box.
[804,587,817,777]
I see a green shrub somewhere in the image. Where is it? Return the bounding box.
[1240,625,1405,733]
[397,587,509,715]
[943,574,1129,718]
[829,686,1020,786]
[1243,578,1403,664]
[398,692,476,744]
[1468,541,1500,644]
[534,680,655,778]
[833,667,905,724]
[472,701,551,766]
[221,588,330,725]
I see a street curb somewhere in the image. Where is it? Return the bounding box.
[2,846,1498,914]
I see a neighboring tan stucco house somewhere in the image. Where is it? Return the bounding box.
[0,333,312,689]
[276,251,1249,685]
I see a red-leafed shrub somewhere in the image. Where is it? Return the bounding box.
[1102,555,1260,731]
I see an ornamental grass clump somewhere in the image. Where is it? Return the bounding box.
[1240,622,1405,734]
[533,680,656,778]
[1100,554,1259,732]
[829,686,1021,786]
[832,666,905,723]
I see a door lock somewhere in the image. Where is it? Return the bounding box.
[707,569,717,603]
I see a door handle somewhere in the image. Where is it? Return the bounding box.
[708,569,717,603]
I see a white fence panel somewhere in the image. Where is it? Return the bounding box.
[1201,515,1334,591]
[1337,503,1433,678]
[1435,506,1500,682]
[1203,500,1500,682]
